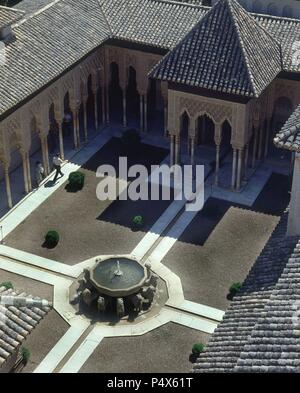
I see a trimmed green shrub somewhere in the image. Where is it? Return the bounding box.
[132,215,144,228]
[192,343,205,356]
[229,282,242,297]
[45,230,59,248]
[0,281,13,289]
[68,171,85,190]
[121,128,141,152]
[20,347,30,365]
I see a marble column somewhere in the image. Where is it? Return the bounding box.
[26,153,32,192]
[252,127,258,168]
[214,124,222,186]
[94,89,99,131]
[258,126,263,160]
[41,136,49,175]
[264,119,270,158]
[175,135,180,165]
[287,153,300,236]
[140,95,144,131]
[170,135,175,167]
[73,109,79,148]
[101,86,106,125]
[144,95,148,133]
[190,136,195,166]
[58,121,64,160]
[164,103,168,137]
[231,148,237,190]
[105,86,110,125]
[4,164,12,208]
[83,98,88,142]
[214,144,221,186]
[236,148,243,191]
[122,90,127,128]
[21,151,29,194]
[243,143,249,180]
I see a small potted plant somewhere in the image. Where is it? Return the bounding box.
[68,171,85,191]
[228,282,242,300]
[132,215,144,230]
[44,230,59,249]
[20,347,30,365]
[192,343,205,357]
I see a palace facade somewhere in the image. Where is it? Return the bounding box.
[0,0,300,209]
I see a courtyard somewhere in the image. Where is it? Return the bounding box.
[0,130,291,373]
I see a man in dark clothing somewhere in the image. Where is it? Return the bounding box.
[52,153,64,182]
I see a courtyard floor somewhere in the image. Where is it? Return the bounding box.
[4,137,171,264]
[0,127,292,373]
[79,323,210,373]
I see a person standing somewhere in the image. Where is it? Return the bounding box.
[52,153,65,182]
[35,161,45,187]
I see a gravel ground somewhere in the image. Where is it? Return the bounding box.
[21,310,69,373]
[162,203,279,310]
[79,322,210,373]
[5,138,170,264]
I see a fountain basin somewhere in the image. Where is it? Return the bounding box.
[89,257,147,297]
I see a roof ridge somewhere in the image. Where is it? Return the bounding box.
[14,0,61,27]
[226,0,259,97]
[96,0,114,37]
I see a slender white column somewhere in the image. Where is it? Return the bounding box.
[144,96,148,133]
[58,122,64,160]
[140,95,144,131]
[252,127,258,168]
[83,99,88,142]
[21,151,29,194]
[122,90,127,128]
[105,86,110,125]
[258,126,263,160]
[231,148,237,190]
[264,119,270,158]
[26,153,32,192]
[287,153,300,236]
[101,86,106,125]
[190,136,195,166]
[214,144,220,186]
[164,104,168,137]
[236,148,243,191]
[243,143,249,180]
[41,136,49,175]
[175,135,180,165]
[4,164,12,208]
[94,89,99,131]
[170,135,174,166]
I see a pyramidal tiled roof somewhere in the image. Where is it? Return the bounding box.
[0,285,52,370]
[274,104,300,152]
[150,0,282,97]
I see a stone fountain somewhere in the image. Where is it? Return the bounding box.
[73,256,158,319]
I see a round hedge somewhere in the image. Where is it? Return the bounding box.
[192,343,205,356]
[132,215,144,227]
[229,282,242,296]
[68,171,85,190]
[45,230,59,248]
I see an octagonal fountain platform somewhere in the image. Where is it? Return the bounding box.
[70,255,168,322]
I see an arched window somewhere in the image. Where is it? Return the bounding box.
[282,5,293,18]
